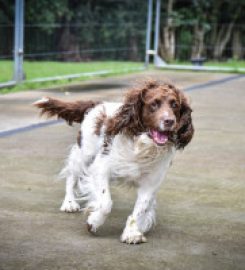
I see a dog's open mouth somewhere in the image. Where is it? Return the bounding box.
[149,130,170,145]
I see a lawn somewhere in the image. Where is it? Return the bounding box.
[0,59,244,94]
[172,59,245,69]
[0,60,143,82]
[203,60,245,68]
[0,60,143,93]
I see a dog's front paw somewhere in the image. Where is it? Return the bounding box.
[86,222,97,234]
[86,210,106,234]
[120,216,147,244]
[120,229,147,244]
[60,199,80,212]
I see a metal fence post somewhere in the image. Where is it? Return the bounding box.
[145,0,153,68]
[13,0,25,83]
[153,0,161,65]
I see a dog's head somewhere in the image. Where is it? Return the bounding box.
[106,80,194,149]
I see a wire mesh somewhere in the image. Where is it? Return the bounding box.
[0,0,244,87]
[0,22,14,83]
[0,0,147,85]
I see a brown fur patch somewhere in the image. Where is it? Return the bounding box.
[105,79,194,149]
[175,90,194,149]
[34,97,100,125]
[106,82,149,137]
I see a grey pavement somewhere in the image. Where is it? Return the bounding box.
[0,70,244,270]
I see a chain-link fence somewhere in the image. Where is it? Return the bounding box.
[0,0,244,88]
[0,0,147,87]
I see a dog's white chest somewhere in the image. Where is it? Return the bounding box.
[109,134,174,182]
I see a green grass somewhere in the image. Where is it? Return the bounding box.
[203,60,245,68]
[1,59,244,94]
[172,59,245,69]
[0,61,143,93]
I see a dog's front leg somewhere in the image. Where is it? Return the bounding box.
[120,186,156,244]
[121,164,170,244]
[121,149,175,244]
[86,154,113,233]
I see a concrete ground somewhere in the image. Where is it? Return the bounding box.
[0,70,244,270]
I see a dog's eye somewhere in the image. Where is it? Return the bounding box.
[150,100,161,112]
[170,100,178,109]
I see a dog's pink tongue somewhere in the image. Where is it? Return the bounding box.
[151,130,168,145]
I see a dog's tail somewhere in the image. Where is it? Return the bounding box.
[33,97,99,125]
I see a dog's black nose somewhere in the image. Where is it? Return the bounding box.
[164,119,174,127]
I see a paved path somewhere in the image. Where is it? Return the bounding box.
[0,71,244,270]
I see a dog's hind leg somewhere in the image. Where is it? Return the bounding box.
[60,145,82,212]
[85,154,113,233]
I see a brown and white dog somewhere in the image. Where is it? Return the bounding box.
[34,80,194,244]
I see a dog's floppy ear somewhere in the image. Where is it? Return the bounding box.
[175,91,194,149]
[106,87,146,136]
[33,97,99,125]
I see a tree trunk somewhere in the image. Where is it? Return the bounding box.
[159,0,175,62]
[191,24,205,59]
[128,32,139,61]
[57,25,81,62]
[213,22,234,59]
[56,14,81,62]
[232,29,243,60]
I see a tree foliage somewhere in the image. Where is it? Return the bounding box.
[0,0,244,61]
[159,0,245,61]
